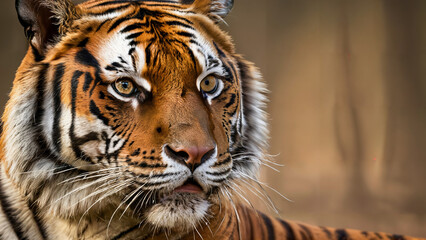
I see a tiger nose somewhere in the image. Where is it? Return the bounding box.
[165,145,216,172]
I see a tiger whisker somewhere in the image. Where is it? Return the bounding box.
[232,156,280,172]
[117,183,145,221]
[237,177,279,214]
[231,151,284,167]
[106,180,140,236]
[72,175,125,206]
[224,181,255,211]
[222,186,243,240]
[129,188,148,218]
[238,172,293,202]
[59,166,125,184]
[214,208,226,235]
[78,179,133,229]
[54,174,120,203]
[60,172,114,185]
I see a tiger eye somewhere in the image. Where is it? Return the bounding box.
[200,76,218,94]
[114,78,135,96]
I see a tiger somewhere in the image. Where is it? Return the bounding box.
[0,0,424,239]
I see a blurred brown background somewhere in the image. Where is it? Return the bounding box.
[1,0,425,237]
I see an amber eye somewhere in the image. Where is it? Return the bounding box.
[113,78,136,97]
[200,76,219,94]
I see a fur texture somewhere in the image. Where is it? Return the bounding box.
[0,0,423,240]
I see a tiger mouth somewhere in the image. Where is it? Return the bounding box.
[173,178,204,194]
[124,177,214,215]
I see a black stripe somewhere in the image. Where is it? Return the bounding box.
[321,226,333,239]
[278,219,296,240]
[27,201,48,240]
[34,65,49,139]
[166,21,194,30]
[126,32,144,39]
[121,23,144,33]
[136,172,179,180]
[300,229,308,240]
[335,229,349,240]
[176,31,195,38]
[391,235,406,240]
[96,20,110,32]
[89,100,109,126]
[83,72,93,92]
[111,224,140,240]
[31,44,44,62]
[77,38,89,48]
[260,213,275,240]
[145,42,153,65]
[375,233,383,239]
[183,43,198,71]
[76,49,100,70]
[213,41,226,58]
[0,176,29,240]
[225,94,236,108]
[299,224,314,240]
[69,71,93,162]
[127,161,167,169]
[52,64,65,154]
[108,17,133,33]
[23,64,50,173]
[206,168,231,176]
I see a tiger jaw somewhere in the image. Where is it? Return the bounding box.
[145,192,211,231]
[141,178,215,231]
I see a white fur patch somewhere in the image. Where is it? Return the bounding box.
[145,193,210,231]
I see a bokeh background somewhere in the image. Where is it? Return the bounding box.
[1,0,425,237]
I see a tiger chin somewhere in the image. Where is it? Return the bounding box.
[0,0,424,239]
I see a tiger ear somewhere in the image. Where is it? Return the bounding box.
[188,0,234,20]
[15,0,79,57]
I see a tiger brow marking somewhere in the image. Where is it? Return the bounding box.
[125,32,144,39]
[87,4,131,17]
[89,0,132,9]
[96,20,111,32]
[90,0,179,9]
[75,48,106,97]
[165,20,194,30]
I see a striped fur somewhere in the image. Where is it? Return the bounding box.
[0,0,424,239]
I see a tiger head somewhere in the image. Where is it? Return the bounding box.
[3,0,268,232]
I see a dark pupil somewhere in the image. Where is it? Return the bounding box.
[204,79,210,86]
[121,81,129,89]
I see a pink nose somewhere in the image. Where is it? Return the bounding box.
[165,145,215,172]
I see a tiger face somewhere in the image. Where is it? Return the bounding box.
[6,0,268,232]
